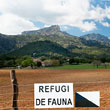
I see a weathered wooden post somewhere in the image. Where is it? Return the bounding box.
[10,70,18,110]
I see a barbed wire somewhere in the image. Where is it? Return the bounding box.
[0,80,110,109]
[0,80,110,88]
[1,88,110,96]
[0,90,34,96]
[0,100,34,103]
[0,97,110,103]
[0,85,12,88]
[1,106,110,110]
[0,107,34,110]
[0,86,110,96]
[75,80,110,84]
[0,98,110,109]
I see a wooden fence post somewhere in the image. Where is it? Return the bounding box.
[10,70,18,110]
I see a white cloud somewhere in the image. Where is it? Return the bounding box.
[0,13,38,35]
[61,25,69,31]
[79,21,97,32]
[101,22,110,27]
[87,6,110,22]
[0,0,109,34]
[44,24,51,28]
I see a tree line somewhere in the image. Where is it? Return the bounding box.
[0,55,110,68]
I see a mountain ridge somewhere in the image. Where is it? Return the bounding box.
[0,33,16,53]
[22,25,61,35]
[0,25,110,58]
[8,40,75,57]
[80,33,110,43]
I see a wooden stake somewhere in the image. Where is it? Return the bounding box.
[10,70,18,110]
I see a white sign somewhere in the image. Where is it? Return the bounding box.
[34,83,74,109]
[75,91,100,107]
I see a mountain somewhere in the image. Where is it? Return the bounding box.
[0,33,16,53]
[9,40,75,57]
[22,25,61,36]
[14,25,81,49]
[80,33,110,44]
[0,25,110,58]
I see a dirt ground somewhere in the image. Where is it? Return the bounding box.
[0,69,110,110]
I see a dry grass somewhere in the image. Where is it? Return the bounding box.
[0,69,110,110]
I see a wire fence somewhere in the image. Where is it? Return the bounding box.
[0,71,110,110]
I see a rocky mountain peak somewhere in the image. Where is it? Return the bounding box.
[80,33,110,43]
[22,25,61,35]
[49,25,60,31]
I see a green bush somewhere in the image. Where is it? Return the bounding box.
[21,57,33,67]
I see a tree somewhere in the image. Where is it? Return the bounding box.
[92,60,101,68]
[21,57,33,67]
[51,60,60,66]
[100,58,107,68]
[100,58,106,63]
[37,61,42,67]
[74,58,79,65]
[4,60,15,67]
[15,58,23,65]
[69,58,74,64]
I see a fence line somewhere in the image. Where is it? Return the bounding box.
[1,89,110,96]
[75,80,110,84]
[0,91,34,96]
[0,100,34,103]
[0,97,110,103]
[1,88,110,96]
[0,70,110,109]
[0,80,110,88]
[1,106,110,110]
[0,85,12,88]
[0,107,34,110]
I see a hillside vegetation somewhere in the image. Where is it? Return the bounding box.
[0,25,110,59]
[9,40,74,57]
[0,34,16,53]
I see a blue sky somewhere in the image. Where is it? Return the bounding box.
[0,0,110,37]
[61,21,110,37]
[32,0,110,37]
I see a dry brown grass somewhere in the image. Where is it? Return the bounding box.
[0,69,110,110]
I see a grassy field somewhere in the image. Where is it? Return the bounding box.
[0,69,110,110]
[47,64,110,69]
